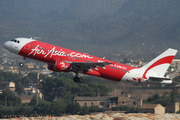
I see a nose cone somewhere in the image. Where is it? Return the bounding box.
[3,41,10,50]
[3,41,19,54]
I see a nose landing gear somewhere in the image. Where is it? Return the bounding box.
[19,56,26,67]
[19,62,24,67]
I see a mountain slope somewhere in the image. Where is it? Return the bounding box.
[0,0,180,55]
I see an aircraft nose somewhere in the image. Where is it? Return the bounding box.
[3,41,9,49]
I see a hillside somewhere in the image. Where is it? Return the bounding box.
[0,0,180,56]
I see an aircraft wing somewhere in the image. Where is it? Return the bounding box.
[63,61,112,71]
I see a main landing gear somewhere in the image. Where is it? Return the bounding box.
[73,76,84,83]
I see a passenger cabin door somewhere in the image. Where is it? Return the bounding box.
[24,40,31,51]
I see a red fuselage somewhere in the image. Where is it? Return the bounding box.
[19,40,134,81]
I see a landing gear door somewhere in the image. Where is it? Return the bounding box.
[24,40,31,51]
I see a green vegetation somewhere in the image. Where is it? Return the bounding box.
[143,93,173,107]
[0,88,21,106]
[0,70,110,117]
[41,77,109,102]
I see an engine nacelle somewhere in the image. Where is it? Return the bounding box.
[48,64,58,72]
[48,60,71,72]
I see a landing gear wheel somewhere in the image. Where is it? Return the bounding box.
[19,62,24,67]
[73,76,79,82]
[78,77,84,83]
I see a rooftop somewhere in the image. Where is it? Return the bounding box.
[139,104,162,109]
[74,96,111,101]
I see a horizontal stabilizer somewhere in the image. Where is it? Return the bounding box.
[149,76,171,81]
[145,76,172,84]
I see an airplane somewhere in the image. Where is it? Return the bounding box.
[3,37,178,84]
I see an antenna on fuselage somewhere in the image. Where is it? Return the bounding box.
[30,37,41,40]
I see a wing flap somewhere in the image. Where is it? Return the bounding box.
[62,61,112,71]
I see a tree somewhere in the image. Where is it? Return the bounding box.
[98,84,109,96]
[27,72,38,83]
[40,77,77,101]
[147,94,160,103]
[0,88,21,106]
[80,105,89,115]
[15,83,24,95]
[66,102,81,114]
[72,84,96,96]
[48,100,67,116]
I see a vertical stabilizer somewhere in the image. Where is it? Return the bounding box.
[141,48,177,79]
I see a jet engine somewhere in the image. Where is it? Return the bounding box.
[48,60,71,72]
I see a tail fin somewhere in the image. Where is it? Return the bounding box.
[141,48,177,79]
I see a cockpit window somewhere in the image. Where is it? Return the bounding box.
[11,39,20,43]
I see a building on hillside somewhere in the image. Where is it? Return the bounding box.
[24,87,43,98]
[25,62,36,69]
[138,104,165,114]
[5,69,19,74]
[166,102,179,113]
[109,94,142,108]
[1,81,15,88]
[74,96,111,108]
[0,89,3,94]
[20,95,34,103]
[74,94,142,108]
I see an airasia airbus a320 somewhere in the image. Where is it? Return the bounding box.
[3,38,177,84]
